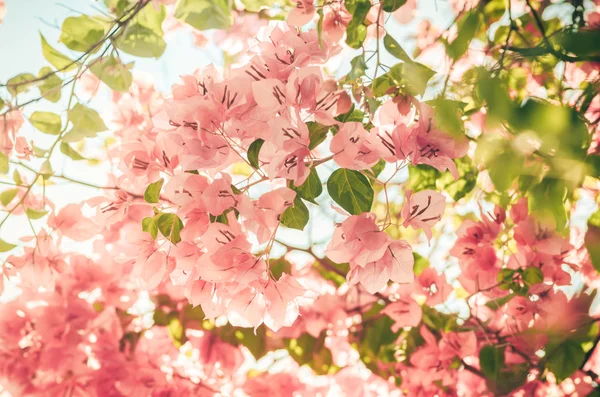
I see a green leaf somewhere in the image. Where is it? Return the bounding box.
[364,315,400,355]
[157,213,184,244]
[6,73,37,96]
[285,332,333,375]
[40,33,76,71]
[445,10,481,60]
[371,74,393,97]
[382,0,407,12]
[218,324,268,359]
[0,238,17,252]
[511,99,589,159]
[236,326,268,359]
[269,257,292,280]
[0,153,7,174]
[317,8,324,48]
[116,3,167,58]
[63,104,108,143]
[60,15,107,52]
[25,208,48,220]
[0,97,5,111]
[546,340,585,382]
[586,210,600,272]
[475,72,513,127]
[104,0,131,16]
[402,62,435,97]
[487,151,524,192]
[281,197,309,231]
[527,178,567,231]
[345,0,370,49]
[240,0,273,12]
[371,159,386,178]
[327,168,373,215]
[479,345,505,381]
[40,160,53,180]
[334,104,365,125]
[383,34,411,62]
[90,56,133,92]
[167,315,187,348]
[428,98,465,138]
[523,267,543,285]
[153,308,170,326]
[413,252,429,276]
[348,55,367,79]
[554,29,600,58]
[436,156,477,201]
[0,188,18,206]
[37,67,62,103]
[492,364,529,395]
[181,303,205,329]
[314,259,348,287]
[33,146,48,157]
[247,139,264,169]
[409,164,440,191]
[291,168,322,204]
[144,178,164,203]
[175,0,232,31]
[142,216,159,239]
[485,293,515,310]
[307,122,329,150]
[29,111,61,135]
[421,305,458,332]
[12,171,22,185]
[60,142,86,161]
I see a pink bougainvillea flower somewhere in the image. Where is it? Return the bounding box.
[381,285,422,331]
[438,331,477,360]
[346,240,415,293]
[322,3,352,42]
[388,104,469,179]
[330,122,382,170]
[414,268,451,306]
[0,109,23,155]
[264,146,312,187]
[48,203,98,241]
[201,174,239,216]
[238,187,296,243]
[14,137,33,160]
[401,189,446,243]
[264,274,316,331]
[326,212,390,266]
[87,189,132,227]
[327,213,414,293]
[287,0,316,26]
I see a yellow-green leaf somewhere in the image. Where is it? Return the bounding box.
[0,238,17,252]
[6,73,37,96]
[144,178,164,203]
[115,4,166,58]
[60,16,107,52]
[60,142,86,161]
[29,111,61,135]
[37,67,62,103]
[90,56,133,92]
[25,208,49,220]
[40,33,76,71]
[175,0,232,31]
[0,188,18,206]
[63,104,107,142]
[0,153,8,174]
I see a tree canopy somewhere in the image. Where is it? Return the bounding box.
[1,0,600,395]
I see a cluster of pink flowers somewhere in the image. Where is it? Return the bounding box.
[2,0,600,394]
